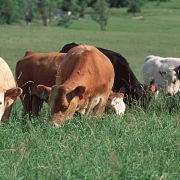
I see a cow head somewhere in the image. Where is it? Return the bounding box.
[158,66,180,95]
[60,42,79,53]
[124,82,157,109]
[37,84,85,127]
[0,87,22,121]
[105,92,125,115]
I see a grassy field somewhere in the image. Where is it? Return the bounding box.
[0,0,180,179]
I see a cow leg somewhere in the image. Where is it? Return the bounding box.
[32,95,43,116]
[1,104,13,123]
[21,93,33,115]
[92,98,107,116]
[85,96,107,117]
[85,98,95,116]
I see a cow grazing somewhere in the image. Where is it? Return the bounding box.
[60,42,155,108]
[0,57,22,122]
[143,55,180,95]
[105,92,126,115]
[37,45,115,127]
[15,51,66,115]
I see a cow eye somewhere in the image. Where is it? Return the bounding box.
[162,71,167,75]
[172,80,176,84]
[159,71,167,76]
[159,71,163,76]
[60,105,68,111]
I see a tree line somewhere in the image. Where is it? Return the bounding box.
[0,0,169,30]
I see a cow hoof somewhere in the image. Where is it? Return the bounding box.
[50,121,62,128]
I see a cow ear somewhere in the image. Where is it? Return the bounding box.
[150,85,156,92]
[5,87,22,101]
[74,86,86,100]
[174,65,180,79]
[119,86,126,93]
[149,80,156,92]
[37,85,51,100]
[120,93,124,98]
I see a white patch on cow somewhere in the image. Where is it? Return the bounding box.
[110,97,125,115]
[0,92,5,121]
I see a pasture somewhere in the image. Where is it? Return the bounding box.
[0,1,179,179]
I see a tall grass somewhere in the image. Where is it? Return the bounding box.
[0,0,179,179]
[0,96,179,179]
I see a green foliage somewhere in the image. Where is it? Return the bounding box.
[37,0,49,26]
[57,13,73,28]
[109,0,128,7]
[61,0,80,13]
[91,0,109,30]
[0,0,175,25]
[127,0,145,14]
[77,0,90,17]
[149,0,170,1]
[0,0,18,24]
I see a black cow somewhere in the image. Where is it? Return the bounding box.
[60,42,155,107]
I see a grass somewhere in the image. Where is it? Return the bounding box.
[0,104,179,179]
[0,0,180,179]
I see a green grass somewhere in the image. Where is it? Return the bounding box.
[0,0,180,179]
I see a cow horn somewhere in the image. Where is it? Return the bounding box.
[56,75,61,85]
[56,64,62,85]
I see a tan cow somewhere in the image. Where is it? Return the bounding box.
[0,57,22,122]
[15,51,65,115]
[37,45,115,127]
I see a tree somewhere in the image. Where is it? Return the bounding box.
[127,0,145,15]
[0,0,19,24]
[91,0,109,31]
[36,0,59,26]
[77,0,90,17]
[37,0,49,26]
[109,0,128,7]
[61,0,80,14]
[23,0,35,24]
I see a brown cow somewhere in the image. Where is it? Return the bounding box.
[15,51,65,115]
[37,45,115,127]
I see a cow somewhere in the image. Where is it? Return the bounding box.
[0,57,22,122]
[105,92,126,115]
[60,42,156,108]
[15,51,66,116]
[143,55,180,95]
[37,45,115,127]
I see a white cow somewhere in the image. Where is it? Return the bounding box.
[143,55,180,95]
[0,57,22,122]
